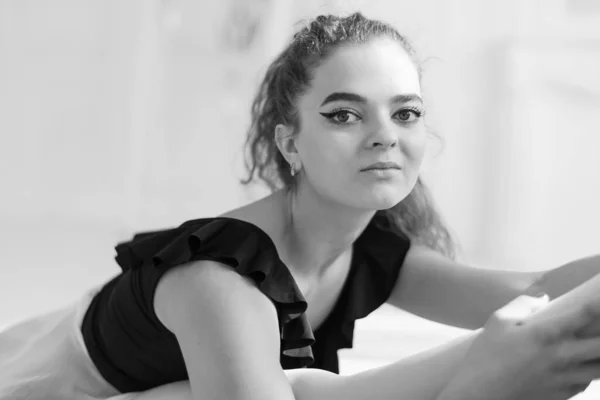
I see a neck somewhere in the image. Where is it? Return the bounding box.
[279,183,375,277]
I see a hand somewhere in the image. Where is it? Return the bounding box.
[531,272,600,338]
[438,293,600,400]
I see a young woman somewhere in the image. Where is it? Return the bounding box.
[2,12,600,400]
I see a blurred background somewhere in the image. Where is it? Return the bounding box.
[1,0,599,396]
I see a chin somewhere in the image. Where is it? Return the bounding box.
[373,197,404,211]
[353,187,409,211]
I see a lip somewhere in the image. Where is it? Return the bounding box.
[361,161,402,171]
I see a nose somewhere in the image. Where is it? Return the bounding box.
[371,135,397,148]
[369,124,398,149]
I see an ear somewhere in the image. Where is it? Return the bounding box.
[274,123,301,167]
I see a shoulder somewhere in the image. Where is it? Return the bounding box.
[154,259,297,399]
[112,214,315,368]
[154,259,279,335]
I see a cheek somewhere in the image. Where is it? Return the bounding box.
[404,131,427,167]
[299,130,354,170]
[298,134,358,186]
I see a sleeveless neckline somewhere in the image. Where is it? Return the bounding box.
[111,212,411,375]
[179,216,353,334]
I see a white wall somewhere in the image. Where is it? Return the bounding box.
[1,0,599,393]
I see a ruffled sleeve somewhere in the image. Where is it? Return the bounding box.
[114,217,315,369]
[310,213,411,373]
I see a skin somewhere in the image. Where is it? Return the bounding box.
[136,36,600,400]
[3,20,600,400]
[130,284,600,400]
[257,37,427,281]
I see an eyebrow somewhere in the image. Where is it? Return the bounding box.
[319,92,423,107]
[391,94,423,105]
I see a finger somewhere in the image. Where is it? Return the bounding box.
[492,294,550,325]
[556,302,600,337]
[567,383,592,398]
[532,301,600,345]
[559,337,600,364]
[578,323,600,338]
[558,363,600,386]
[531,274,600,327]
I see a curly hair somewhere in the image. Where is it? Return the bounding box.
[240,12,457,259]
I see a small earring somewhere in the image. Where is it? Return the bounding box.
[290,163,296,177]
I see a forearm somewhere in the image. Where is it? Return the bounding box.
[292,266,597,400]
[532,254,600,300]
[287,330,478,400]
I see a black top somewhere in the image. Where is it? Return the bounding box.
[81,213,411,393]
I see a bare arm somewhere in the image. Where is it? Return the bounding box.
[123,280,600,400]
[286,329,478,400]
[388,245,542,329]
[154,260,296,400]
[130,285,600,400]
[388,246,600,330]
[149,258,481,400]
[119,317,479,400]
[533,253,600,300]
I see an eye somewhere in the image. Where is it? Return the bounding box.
[394,108,424,123]
[319,109,361,124]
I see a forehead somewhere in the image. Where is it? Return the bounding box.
[306,38,421,101]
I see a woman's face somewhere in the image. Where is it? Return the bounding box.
[293,37,427,210]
